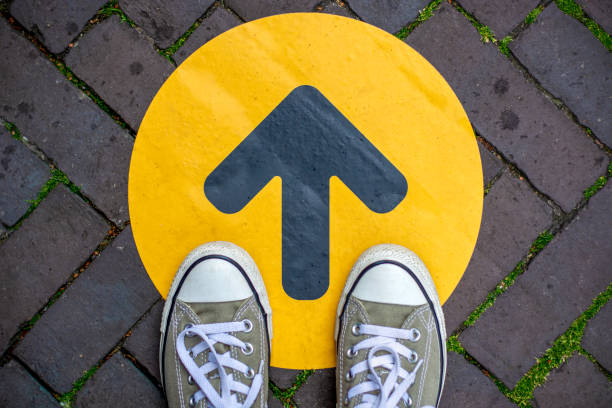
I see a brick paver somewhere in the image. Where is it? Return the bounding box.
[443,171,552,332]
[578,0,612,34]
[347,0,429,33]
[439,352,515,408]
[478,142,503,186]
[532,354,612,407]
[459,0,539,36]
[10,0,107,54]
[269,367,299,389]
[73,353,165,407]
[0,359,59,407]
[320,0,354,18]
[406,3,607,212]
[461,182,612,387]
[0,19,133,224]
[119,0,215,49]
[225,0,320,21]
[582,300,612,372]
[66,15,174,130]
[14,227,159,393]
[173,6,241,65]
[123,300,163,384]
[293,369,335,407]
[511,5,612,147]
[0,185,107,351]
[0,126,48,226]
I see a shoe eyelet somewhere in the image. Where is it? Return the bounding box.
[410,328,421,342]
[346,347,357,358]
[408,350,418,363]
[351,324,361,336]
[241,342,254,355]
[183,323,195,337]
[189,394,197,407]
[187,375,194,385]
[243,319,253,333]
[245,368,255,379]
[345,371,354,382]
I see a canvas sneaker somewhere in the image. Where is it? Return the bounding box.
[335,244,447,408]
[160,242,272,408]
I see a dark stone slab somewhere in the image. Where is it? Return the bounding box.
[293,369,335,408]
[511,6,612,147]
[578,0,612,34]
[0,20,133,224]
[461,182,612,387]
[10,0,107,54]
[320,1,354,18]
[225,0,320,21]
[123,300,163,383]
[347,0,429,33]
[478,141,503,186]
[582,300,612,372]
[0,359,59,407]
[459,0,539,36]
[269,367,299,389]
[73,353,164,407]
[439,352,515,408]
[0,185,107,351]
[443,171,552,332]
[0,126,48,225]
[119,0,216,49]
[532,354,612,408]
[14,227,159,393]
[173,7,241,65]
[268,394,284,408]
[66,15,174,130]
[406,3,608,212]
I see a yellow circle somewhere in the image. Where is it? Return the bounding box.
[129,13,482,369]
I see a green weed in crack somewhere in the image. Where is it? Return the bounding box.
[395,0,442,39]
[554,0,612,51]
[97,0,135,27]
[583,161,611,200]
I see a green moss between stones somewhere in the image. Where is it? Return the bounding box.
[554,0,612,51]
[395,0,442,39]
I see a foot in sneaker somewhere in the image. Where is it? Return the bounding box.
[160,242,272,408]
[335,244,446,408]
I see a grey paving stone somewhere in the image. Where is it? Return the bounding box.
[443,171,552,332]
[173,6,241,65]
[578,0,612,34]
[293,369,335,408]
[225,0,320,21]
[10,0,107,54]
[320,0,354,18]
[268,394,284,408]
[0,359,59,408]
[439,352,515,408]
[347,0,429,33]
[459,0,539,36]
[14,227,159,393]
[0,20,133,224]
[66,15,174,130]
[0,185,107,351]
[511,5,612,148]
[73,353,164,407]
[0,126,48,226]
[532,354,612,408]
[123,300,163,383]
[478,141,503,186]
[269,367,299,389]
[407,3,608,212]
[582,300,612,372]
[119,0,216,49]
[461,182,612,387]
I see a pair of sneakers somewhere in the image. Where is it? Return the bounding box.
[160,242,446,408]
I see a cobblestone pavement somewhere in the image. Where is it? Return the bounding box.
[1,1,610,407]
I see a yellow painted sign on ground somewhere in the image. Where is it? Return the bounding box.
[129,13,482,369]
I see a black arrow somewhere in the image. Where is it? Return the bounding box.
[204,85,407,300]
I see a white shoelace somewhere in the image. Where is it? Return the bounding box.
[176,320,263,408]
[345,324,434,408]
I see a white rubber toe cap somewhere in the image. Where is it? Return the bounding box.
[177,258,252,302]
[352,263,427,306]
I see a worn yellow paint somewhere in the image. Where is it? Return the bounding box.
[129,13,482,369]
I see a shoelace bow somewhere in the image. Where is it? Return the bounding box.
[176,321,263,408]
[346,324,434,408]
